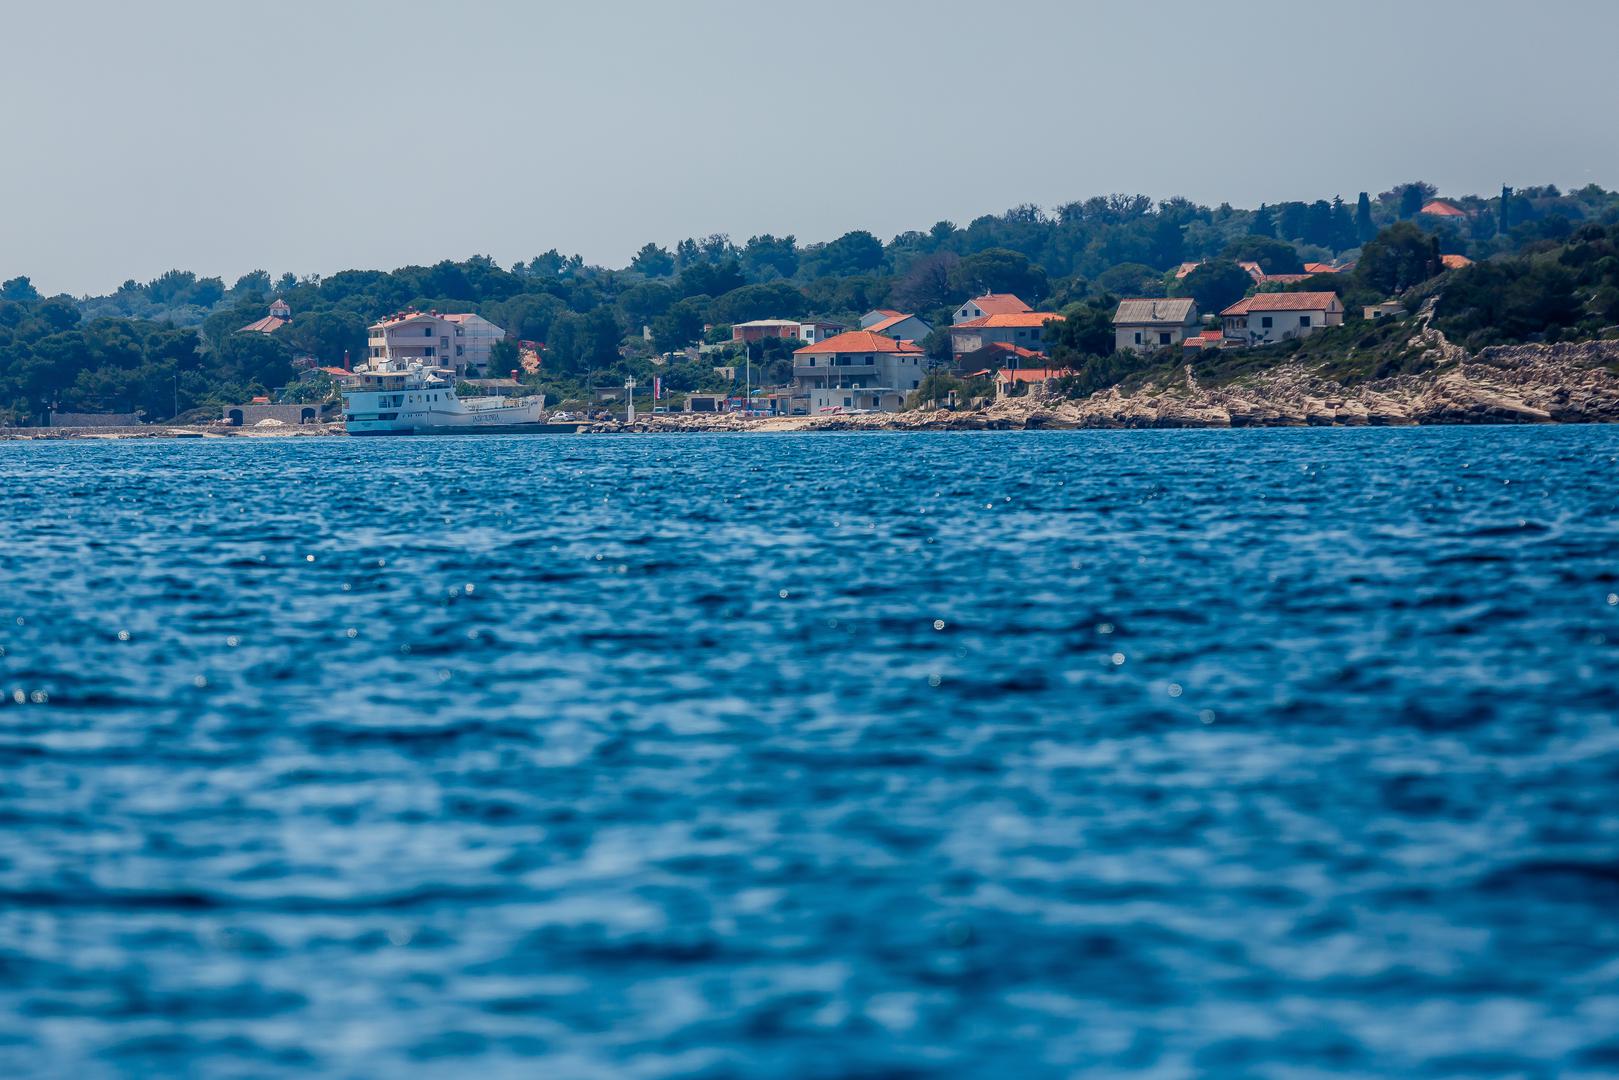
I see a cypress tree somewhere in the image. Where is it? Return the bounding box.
[1355,192,1376,244]
[1251,204,1276,238]
[1500,184,1512,233]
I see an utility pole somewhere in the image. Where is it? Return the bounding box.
[172,374,179,421]
[624,376,637,424]
[744,341,751,416]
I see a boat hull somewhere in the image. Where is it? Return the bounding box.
[347,421,585,436]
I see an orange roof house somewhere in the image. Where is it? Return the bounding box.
[239,298,291,335]
[948,310,1063,360]
[1440,254,1474,270]
[952,293,1033,324]
[1221,292,1344,345]
[1420,199,1468,218]
[792,330,924,355]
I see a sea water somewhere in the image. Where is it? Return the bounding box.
[1,428,1617,1078]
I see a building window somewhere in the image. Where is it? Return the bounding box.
[1159,332,1172,345]
[423,327,432,337]
[1261,316,1273,329]
[844,397,852,408]
[1299,315,1312,327]
[1134,332,1142,345]
[456,345,464,356]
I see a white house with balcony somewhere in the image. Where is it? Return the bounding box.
[790,330,928,413]
[1220,292,1344,346]
[366,310,505,376]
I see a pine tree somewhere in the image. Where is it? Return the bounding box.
[1398,184,1425,220]
[1355,192,1376,245]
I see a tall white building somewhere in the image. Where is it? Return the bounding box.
[790,330,928,413]
[366,310,505,376]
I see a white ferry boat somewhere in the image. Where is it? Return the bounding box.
[340,359,570,436]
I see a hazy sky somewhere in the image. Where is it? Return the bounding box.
[4,0,1617,295]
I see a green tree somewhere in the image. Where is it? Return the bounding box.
[806,230,884,277]
[1,276,41,302]
[676,259,745,299]
[1046,296,1118,360]
[1179,260,1252,315]
[740,234,799,280]
[1397,182,1432,219]
[1094,263,1164,297]
[651,297,710,353]
[232,270,272,297]
[616,282,676,329]
[629,243,675,277]
[1355,222,1442,295]
[707,282,808,324]
[1251,204,1276,238]
[1222,236,1305,275]
[1355,192,1377,245]
[946,248,1048,303]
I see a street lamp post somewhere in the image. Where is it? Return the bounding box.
[624,376,637,425]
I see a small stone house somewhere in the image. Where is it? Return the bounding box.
[1112,298,1200,354]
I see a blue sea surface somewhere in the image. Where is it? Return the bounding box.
[2,428,1618,1079]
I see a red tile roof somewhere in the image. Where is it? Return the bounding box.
[998,367,1072,383]
[238,315,288,334]
[794,330,925,355]
[865,313,918,335]
[986,342,1043,359]
[953,312,1062,329]
[1440,254,1474,269]
[961,293,1032,316]
[1221,292,1340,316]
[1421,200,1468,218]
[1303,262,1340,274]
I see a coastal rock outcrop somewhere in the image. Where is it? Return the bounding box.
[642,339,1619,432]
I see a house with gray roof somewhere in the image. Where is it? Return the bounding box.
[1112,298,1200,354]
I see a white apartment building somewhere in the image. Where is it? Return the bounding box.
[790,330,929,413]
[366,310,506,376]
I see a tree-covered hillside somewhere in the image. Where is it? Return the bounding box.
[2,181,1616,423]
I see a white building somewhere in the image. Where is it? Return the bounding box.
[1220,292,1344,346]
[862,311,932,343]
[790,330,928,413]
[949,311,1061,359]
[1112,297,1200,354]
[366,310,506,376]
[952,293,1031,325]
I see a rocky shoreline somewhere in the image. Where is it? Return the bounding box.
[629,340,1619,433]
[7,341,1617,440]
